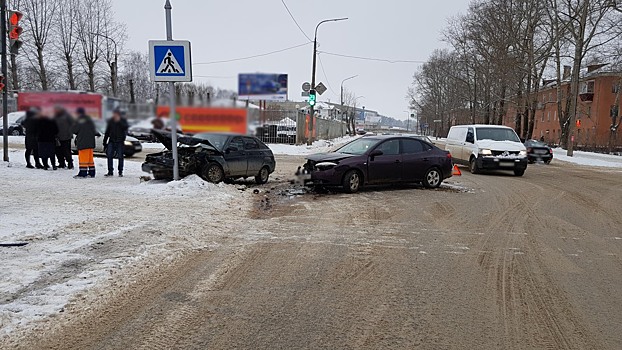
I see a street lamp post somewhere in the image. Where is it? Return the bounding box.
[91,32,118,97]
[308,17,348,145]
[340,75,358,106]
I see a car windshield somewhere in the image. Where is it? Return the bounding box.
[527,140,547,147]
[336,138,380,155]
[476,128,520,142]
[193,133,230,151]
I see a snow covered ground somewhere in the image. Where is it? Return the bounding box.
[553,148,622,168]
[0,149,248,336]
[268,136,359,156]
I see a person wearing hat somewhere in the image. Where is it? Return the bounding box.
[21,107,43,169]
[103,108,129,177]
[71,107,98,178]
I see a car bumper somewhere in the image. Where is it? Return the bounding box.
[297,167,344,186]
[477,157,528,171]
[528,153,553,161]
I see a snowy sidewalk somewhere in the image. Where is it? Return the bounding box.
[553,148,622,168]
[0,149,247,336]
[267,135,358,156]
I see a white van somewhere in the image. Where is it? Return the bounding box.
[445,125,528,176]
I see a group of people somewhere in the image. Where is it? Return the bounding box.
[21,107,129,179]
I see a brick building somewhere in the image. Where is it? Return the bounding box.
[506,65,621,150]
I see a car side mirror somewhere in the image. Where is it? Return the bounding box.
[369,149,383,160]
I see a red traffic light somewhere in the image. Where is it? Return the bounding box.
[9,11,23,26]
[9,27,22,40]
[0,75,5,92]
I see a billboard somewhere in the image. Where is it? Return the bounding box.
[18,92,104,119]
[157,106,248,135]
[365,116,382,125]
[238,73,288,101]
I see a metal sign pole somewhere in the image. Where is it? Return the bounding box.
[164,0,179,181]
[1,0,8,162]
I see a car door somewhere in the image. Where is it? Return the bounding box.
[463,127,475,160]
[243,137,263,175]
[223,137,247,176]
[401,138,429,181]
[367,139,402,184]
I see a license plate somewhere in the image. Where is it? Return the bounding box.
[135,146,142,150]
[536,150,548,154]
[499,162,514,168]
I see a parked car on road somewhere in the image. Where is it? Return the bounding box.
[142,131,276,183]
[0,112,26,136]
[298,135,453,193]
[524,140,553,164]
[445,125,527,176]
[72,120,142,157]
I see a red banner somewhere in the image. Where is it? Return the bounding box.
[18,92,103,119]
[157,106,248,135]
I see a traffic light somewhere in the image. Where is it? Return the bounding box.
[308,89,316,107]
[0,75,4,92]
[8,10,23,55]
[576,119,581,128]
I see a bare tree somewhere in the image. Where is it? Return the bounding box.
[76,0,109,91]
[56,0,79,90]
[21,0,58,90]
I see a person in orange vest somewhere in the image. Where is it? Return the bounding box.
[71,108,98,178]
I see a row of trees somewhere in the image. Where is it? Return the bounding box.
[8,0,231,105]
[409,0,622,149]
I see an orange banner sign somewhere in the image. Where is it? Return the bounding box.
[157,106,248,135]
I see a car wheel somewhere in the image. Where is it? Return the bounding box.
[423,167,442,189]
[255,166,270,184]
[342,170,362,193]
[545,159,551,164]
[10,129,20,136]
[202,163,224,183]
[470,157,480,174]
[514,169,525,177]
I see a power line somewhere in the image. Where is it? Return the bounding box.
[318,50,426,64]
[281,0,312,42]
[193,42,311,65]
[317,54,338,98]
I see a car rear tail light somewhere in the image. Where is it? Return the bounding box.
[446,152,452,159]
[549,148,553,154]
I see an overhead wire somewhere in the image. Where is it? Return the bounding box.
[317,50,425,64]
[193,42,311,65]
[317,54,339,99]
[281,0,313,42]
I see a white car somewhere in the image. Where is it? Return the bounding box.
[445,125,528,176]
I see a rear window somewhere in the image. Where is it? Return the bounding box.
[476,128,520,142]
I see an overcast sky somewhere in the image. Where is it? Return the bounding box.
[112,0,470,120]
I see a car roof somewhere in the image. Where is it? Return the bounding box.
[451,124,513,129]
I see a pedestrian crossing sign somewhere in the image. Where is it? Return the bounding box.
[149,40,192,82]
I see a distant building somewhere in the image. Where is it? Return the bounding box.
[505,64,621,150]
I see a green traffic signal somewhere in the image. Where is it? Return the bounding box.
[309,89,316,106]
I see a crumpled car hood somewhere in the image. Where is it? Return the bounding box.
[306,152,358,162]
[152,130,220,153]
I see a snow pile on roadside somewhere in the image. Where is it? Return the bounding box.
[268,135,359,156]
[0,149,247,336]
[553,148,622,168]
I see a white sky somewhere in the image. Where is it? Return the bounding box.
[112,0,470,120]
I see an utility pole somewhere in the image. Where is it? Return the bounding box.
[1,0,8,162]
[340,75,358,106]
[308,17,348,145]
[165,0,179,180]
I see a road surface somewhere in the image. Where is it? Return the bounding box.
[10,156,622,350]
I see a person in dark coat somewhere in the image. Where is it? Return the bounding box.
[54,106,75,169]
[36,114,59,170]
[71,107,98,178]
[21,108,43,169]
[103,109,129,177]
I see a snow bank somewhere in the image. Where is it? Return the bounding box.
[268,135,359,156]
[0,149,245,336]
[553,148,622,168]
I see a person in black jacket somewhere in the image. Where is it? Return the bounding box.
[103,109,129,177]
[21,108,43,169]
[54,106,75,169]
[71,107,98,178]
[36,114,59,170]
